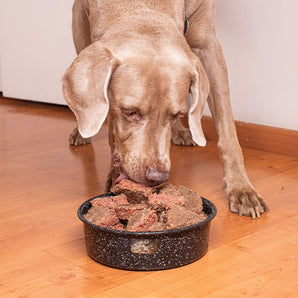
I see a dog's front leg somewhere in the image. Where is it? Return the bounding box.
[195,43,269,218]
[171,119,195,146]
[69,127,92,146]
[186,1,269,218]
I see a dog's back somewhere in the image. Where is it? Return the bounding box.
[81,0,186,43]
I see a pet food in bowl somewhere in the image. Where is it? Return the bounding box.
[77,180,217,270]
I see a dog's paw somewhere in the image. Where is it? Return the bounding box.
[228,188,269,219]
[69,127,91,146]
[171,127,195,146]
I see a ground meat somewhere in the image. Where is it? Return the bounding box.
[111,179,152,203]
[148,221,167,231]
[112,222,125,231]
[177,185,203,214]
[148,193,185,209]
[157,210,168,223]
[166,205,206,230]
[126,209,158,232]
[84,181,207,231]
[84,206,119,228]
[155,183,178,195]
[115,204,148,220]
[196,211,208,221]
[159,184,203,214]
[91,194,128,208]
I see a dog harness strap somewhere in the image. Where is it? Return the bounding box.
[183,6,189,34]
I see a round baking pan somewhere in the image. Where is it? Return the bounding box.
[77,193,217,271]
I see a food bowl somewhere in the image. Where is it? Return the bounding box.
[77,193,217,271]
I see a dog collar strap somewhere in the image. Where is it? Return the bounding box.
[184,7,189,34]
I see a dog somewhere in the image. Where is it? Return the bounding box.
[62,0,269,219]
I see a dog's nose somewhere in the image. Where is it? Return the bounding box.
[145,167,169,185]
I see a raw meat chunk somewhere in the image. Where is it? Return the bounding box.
[148,193,185,209]
[112,222,125,231]
[91,194,128,208]
[126,209,158,231]
[148,221,167,231]
[159,184,203,214]
[111,179,152,203]
[84,206,119,228]
[115,204,147,220]
[84,181,207,231]
[166,205,206,230]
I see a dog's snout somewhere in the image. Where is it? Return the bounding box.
[145,167,169,185]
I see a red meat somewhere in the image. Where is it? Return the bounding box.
[84,206,119,228]
[159,184,203,214]
[148,193,185,209]
[115,203,147,220]
[166,205,206,230]
[126,208,158,231]
[91,194,128,208]
[111,179,152,203]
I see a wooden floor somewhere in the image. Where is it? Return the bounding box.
[1,97,297,297]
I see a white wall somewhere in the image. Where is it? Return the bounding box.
[0,0,297,130]
[0,0,76,104]
[0,57,2,91]
[215,0,298,130]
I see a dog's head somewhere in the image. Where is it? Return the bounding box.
[62,41,209,186]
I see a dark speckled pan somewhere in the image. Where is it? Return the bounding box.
[77,193,217,271]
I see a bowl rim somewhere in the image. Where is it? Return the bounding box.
[77,192,217,236]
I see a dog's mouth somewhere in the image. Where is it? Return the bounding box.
[112,154,122,183]
[114,170,163,187]
[114,171,129,184]
[113,153,130,185]
[112,153,169,187]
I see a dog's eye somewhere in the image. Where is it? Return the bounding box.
[121,108,141,121]
[171,111,184,120]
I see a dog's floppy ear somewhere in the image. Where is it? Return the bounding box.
[62,41,119,138]
[188,61,210,147]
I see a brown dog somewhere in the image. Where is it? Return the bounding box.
[62,0,269,219]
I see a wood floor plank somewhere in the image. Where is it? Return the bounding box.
[0,251,118,298]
